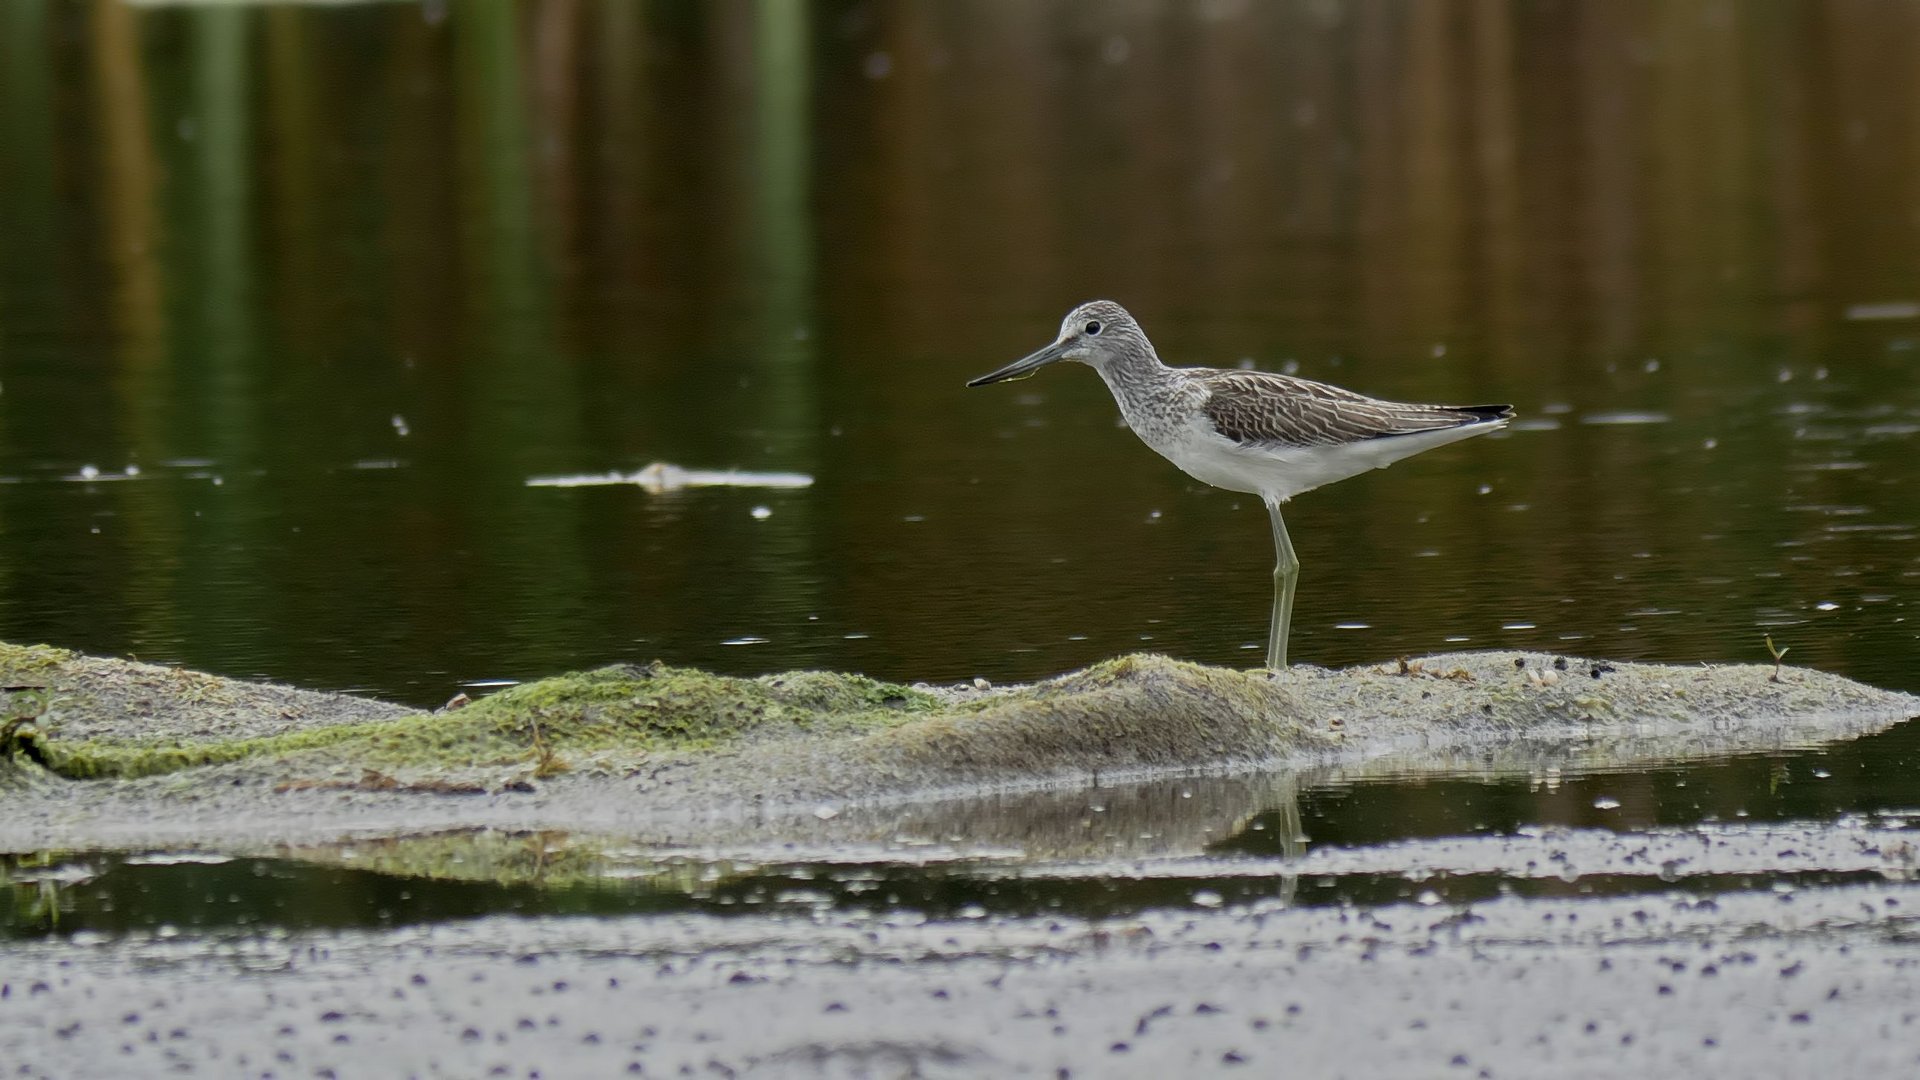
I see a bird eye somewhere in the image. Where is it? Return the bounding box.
[1084,320,1102,336]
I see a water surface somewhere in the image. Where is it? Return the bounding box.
[2,0,1916,703]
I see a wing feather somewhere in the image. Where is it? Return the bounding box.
[1198,370,1511,448]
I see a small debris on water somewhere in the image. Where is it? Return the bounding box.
[526,462,814,493]
[1593,796,1621,810]
[750,506,772,520]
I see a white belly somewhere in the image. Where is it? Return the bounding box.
[1145,419,1504,503]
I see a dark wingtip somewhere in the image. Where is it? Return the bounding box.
[1458,404,1514,423]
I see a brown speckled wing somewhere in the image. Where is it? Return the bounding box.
[1199,370,1511,448]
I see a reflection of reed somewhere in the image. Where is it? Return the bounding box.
[531,0,582,280]
[88,0,164,364]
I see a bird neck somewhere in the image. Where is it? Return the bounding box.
[1093,344,1177,405]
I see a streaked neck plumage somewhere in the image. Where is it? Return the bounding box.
[1091,332,1190,437]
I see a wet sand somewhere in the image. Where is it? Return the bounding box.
[5,873,1917,1078]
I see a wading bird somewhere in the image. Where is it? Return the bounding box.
[968,300,1511,669]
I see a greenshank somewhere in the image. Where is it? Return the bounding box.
[968,300,1511,669]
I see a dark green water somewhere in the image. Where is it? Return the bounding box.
[3,1,1920,936]
[3,0,1916,704]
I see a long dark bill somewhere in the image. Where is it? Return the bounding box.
[966,340,1069,387]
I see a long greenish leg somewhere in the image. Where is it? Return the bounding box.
[1265,498,1299,671]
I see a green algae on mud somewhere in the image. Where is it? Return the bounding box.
[4,642,1918,840]
[1,645,937,784]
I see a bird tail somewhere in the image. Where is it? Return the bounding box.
[1453,404,1514,424]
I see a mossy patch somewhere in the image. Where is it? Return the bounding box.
[5,660,942,784]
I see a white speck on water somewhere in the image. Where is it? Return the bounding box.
[1580,411,1671,426]
[1844,300,1920,321]
[79,464,100,480]
[1192,890,1224,909]
[124,464,140,477]
[1703,437,1718,449]
[721,636,768,646]
[1813,768,1832,779]
[1416,890,1442,906]
[750,505,772,520]
[1413,549,1441,558]
[1147,510,1162,522]
[1334,622,1370,630]
[844,632,869,640]
[903,514,925,523]
[391,414,410,436]
[1816,601,1839,611]
[1444,635,1471,643]
[1503,622,1536,630]
[1643,358,1661,372]
[1593,796,1621,810]
[1281,359,1300,375]
[1477,484,1494,495]
[1431,343,1447,358]
[959,904,987,919]
[1067,634,1089,642]
[1778,367,1793,383]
